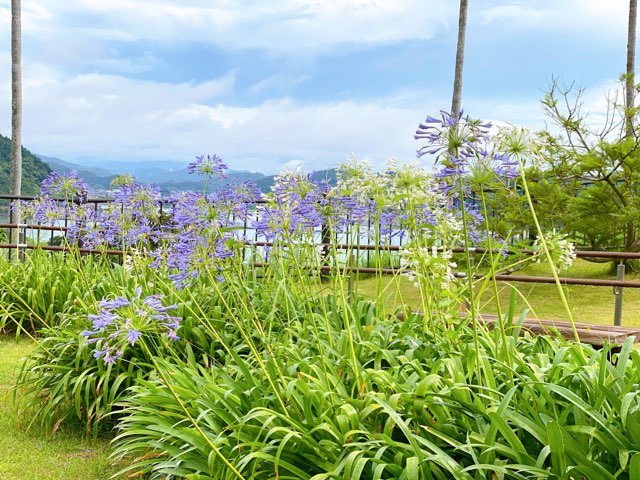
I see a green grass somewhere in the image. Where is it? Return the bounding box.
[355,259,640,327]
[0,337,116,480]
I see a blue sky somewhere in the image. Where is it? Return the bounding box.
[0,0,633,173]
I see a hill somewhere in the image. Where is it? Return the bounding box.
[0,133,51,195]
[253,168,337,192]
[38,155,116,190]
[38,155,338,195]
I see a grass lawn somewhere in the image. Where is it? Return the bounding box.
[355,258,640,327]
[0,337,116,480]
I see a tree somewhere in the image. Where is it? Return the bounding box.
[534,79,640,252]
[10,0,22,198]
[451,0,468,119]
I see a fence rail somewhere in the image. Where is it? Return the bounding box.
[1,194,638,326]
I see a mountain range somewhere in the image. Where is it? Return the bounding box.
[37,156,337,195]
[0,131,336,196]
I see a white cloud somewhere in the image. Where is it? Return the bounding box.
[479,0,628,40]
[1,0,457,55]
[0,65,433,172]
[248,74,311,96]
[0,60,566,174]
[0,0,631,177]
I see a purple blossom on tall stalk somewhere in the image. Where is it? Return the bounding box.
[254,171,326,242]
[493,153,519,179]
[324,194,373,234]
[415,110,491,164]
[415,110,520,182]
[82,288,181,364]
[72,183,163,249]
[151,183,259,288]
[188,154,228,178]
[40,170,89,202]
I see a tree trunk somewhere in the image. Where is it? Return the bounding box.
[626,0,637,137]
[10,0,22,261]
[10,0,22,197]
[451,0,468,119]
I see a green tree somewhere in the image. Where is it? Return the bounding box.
[533,79,640,251]
[0,133,51,195]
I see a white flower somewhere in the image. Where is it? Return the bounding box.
[533,229,576,271]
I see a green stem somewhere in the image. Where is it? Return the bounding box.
[517,159,581,343]
[458,180,483,384]
[479,188,512,370]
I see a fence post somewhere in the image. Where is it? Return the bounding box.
[18,227,25,262]
[8,199,18,263]
[320,222,330,279]
[614,260,625,326]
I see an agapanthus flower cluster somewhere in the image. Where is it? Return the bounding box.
[14,171,90,228]
[415,110,491,164]
[40,170,89,202]
[82,287,181,364]
[400,245,458,291]
[415,110,521,184]
[188,154,228,179]
[68,183,163,249]
[151,183,258,288]
[18,125,510,287]
[533,229,576,271]
[255,167,326,242]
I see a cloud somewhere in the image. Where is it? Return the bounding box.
[0,64,434,172]
[0,0,630,177]
[479,0,628,40]
[0,58,560,174]
[248,74,311,96]
[1,0,457,55]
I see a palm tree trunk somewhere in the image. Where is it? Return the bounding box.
[626,0,637,137]
[10,0,22,261]
[10,0,22,197]
[451,0,468,119]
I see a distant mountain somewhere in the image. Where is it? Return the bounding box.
[0,133,52,195]
[38,155,116,190]
[253,168,337,192]
[39,155,114,178]
[82,160,267,190]
[38,155,338,195]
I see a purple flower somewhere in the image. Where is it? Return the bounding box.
[415,110,491,166]
[126,329,142,345]
[93,349,107,359]
[493,153,520,179]
[88,311,119,329]
[40,170,89,201]
[99,297,130,309]
[188,154,228,178]
[103,349,123,365]
[167,330,180,341]
[83,291,182,364]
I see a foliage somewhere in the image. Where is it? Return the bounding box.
[532,79,640,251]
[0,251,121,334]
[111,307,640,480]
[0,132,52,196]
[10,113,634,480]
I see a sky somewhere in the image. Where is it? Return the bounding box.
[0,0,634,174]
